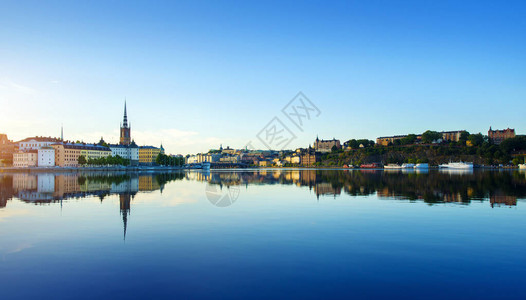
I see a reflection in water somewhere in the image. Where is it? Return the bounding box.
[188,169,526,206]
[0,172,185,239]
[1,168,525,236]
[2,170,526,210]
[1,170,525,299]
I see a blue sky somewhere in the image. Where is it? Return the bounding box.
[0,0,525,154]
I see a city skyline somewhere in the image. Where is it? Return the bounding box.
[1,100,521,155]
[1,0,525,154]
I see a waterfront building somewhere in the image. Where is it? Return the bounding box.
[0,134,9,145]
[13,151,38,168]
[139,145,163,165]
[284,155,301,164]
[79,144,111,161]
[120,102,131,145]
[51,143,111,167]
[376,135,411,146]
[239,153,260,165]
[0,134,15,166]
[377,130,467,146]
[18,136,62,151]
[200,153,220,163]
[51,143,82,167]
[272,158,284,166]
[291,156,301,164]
[186,153,220,164]
[301,147,321,166]
[186,155,198,164]
[38,146,55,167]
[220,155,240,163]
[259,160,269,167]
[488,127,515,144]
[207,154,221,162]
[441,130,466,142]
[109,142,139,165]
[314,137,341,152]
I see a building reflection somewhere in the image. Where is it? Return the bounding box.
[120,194,131,240]
[187,169,526,207]
[0,172,185,238]
[1,169,525,213]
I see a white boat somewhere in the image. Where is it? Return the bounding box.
[384,164,403,169]
[401,163,415,168]
[438,162,473,169]
[414,163,429,169]
[519,164,526,169]
[202,162,211,170]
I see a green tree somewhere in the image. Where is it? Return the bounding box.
[468,133,484,147]
[459,131,470,144]
[78,156,87,165]
[422,130,442,144]
[346,139,359,149]
[500,136,526,153]
[401,134,417,145]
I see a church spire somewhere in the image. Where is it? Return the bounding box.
[123,99,128,128]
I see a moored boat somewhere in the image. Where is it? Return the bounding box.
[401,163,415,168]
[384,164,402,169]
[360,163,382,168]
[438,162,473,169]
[519,164,526,169]
[414,163,429,169]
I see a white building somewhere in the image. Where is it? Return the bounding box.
[109,142,139,165]
[38,147,55,167]
[197,153,221,163]
[187,155,198,164]
[285,156,301,164]
[18,137,62,151]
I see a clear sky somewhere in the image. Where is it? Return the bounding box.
[0,0,525,154]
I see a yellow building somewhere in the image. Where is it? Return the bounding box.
[52,143,111,167]
[139,145,164,165]
[79,144,111,161]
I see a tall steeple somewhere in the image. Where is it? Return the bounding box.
[120,99,131,145]
[123,100,128,128]
[61,124,64,141]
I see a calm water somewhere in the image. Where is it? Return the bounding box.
[1,169,526,299]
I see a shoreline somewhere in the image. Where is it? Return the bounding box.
[0,166,184,173]
[1,165,521,173]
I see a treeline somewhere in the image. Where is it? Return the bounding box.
[155,153,185,166]
[77,174,131,185]
[78,155,130,166]
[327,134,526,166]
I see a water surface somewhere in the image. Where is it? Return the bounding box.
[1,169,525,299]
